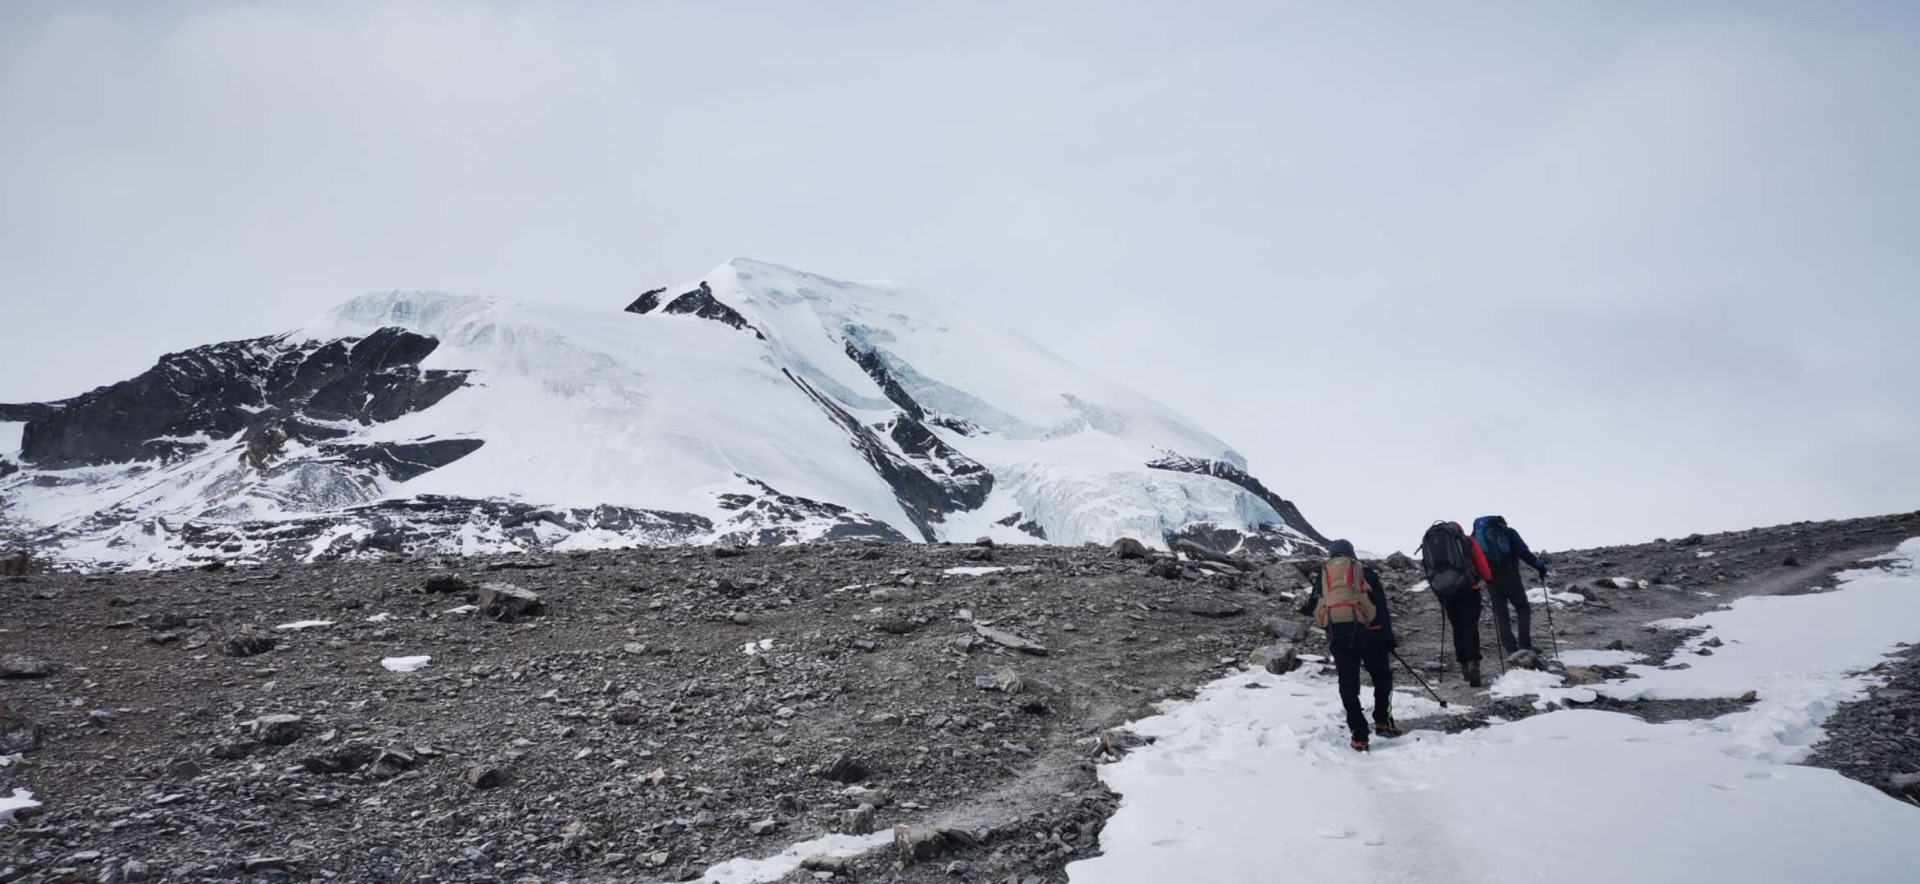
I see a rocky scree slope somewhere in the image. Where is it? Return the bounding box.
[3,511,1917,883]
[0,539,1309,883]
[0,260,1322,569]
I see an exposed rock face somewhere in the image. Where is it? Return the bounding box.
[650,281,763,338]
[784,371,982,542]
[3,327,470,471]
[624,287,667,315]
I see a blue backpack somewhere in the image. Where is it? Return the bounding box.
[1474,516,1514,571]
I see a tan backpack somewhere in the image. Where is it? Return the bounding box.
[1315,556,1377,627]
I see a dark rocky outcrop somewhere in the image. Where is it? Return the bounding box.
[845,342,925,421]
[624,287,668,315]
[644,281,764,338]
[2,327,471,470]
[997,511,1047,540]
[322,439,488,482]
[784,370,986,542]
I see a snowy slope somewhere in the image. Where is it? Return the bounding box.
[0,259,1323,567]
[1069,539,1920,884]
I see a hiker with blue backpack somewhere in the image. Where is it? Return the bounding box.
[1473,515,1550,656]
[1297,539,1400,752]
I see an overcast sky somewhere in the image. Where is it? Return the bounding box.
[3,1,1916,552]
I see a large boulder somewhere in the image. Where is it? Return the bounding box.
[818,753,871,784]
[973,624,1049,656]
[1174,539,1238,566]
[419,574,473,594]
[1111,538,1149,560]
[1506,649,1546,671]
[0,655,52,679]
[0,707,43,753]
[1262,618,1310,642]
[477,583,544,621]
[1181,597,1246,618]
[220,633,276,658]
[251,714,305,746]
[1249,643,1301,674]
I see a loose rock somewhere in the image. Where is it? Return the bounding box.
[1249,643,1301,675]
[0,655,51,679]
[477,582,543,621]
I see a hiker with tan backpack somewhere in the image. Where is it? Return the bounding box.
[1296,539,1399,752]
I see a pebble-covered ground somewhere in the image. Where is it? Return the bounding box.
[3,510,1916,883]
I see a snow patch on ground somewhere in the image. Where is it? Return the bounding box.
[696,830,892,884]
[1489,668,1597,708]
[381,656,431,673]
[1068,538,1920,884]
[1556,648,1644,667]
[0,789,38,824]
[943,566,1006,577]
[1526,586,1587,604]
[1592,538,1920,762]
[273,620,333,631]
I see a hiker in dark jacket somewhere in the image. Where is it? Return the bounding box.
[1473,516,1549,655]
[1298,539,1398,751]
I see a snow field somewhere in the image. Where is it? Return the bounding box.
[1069,538,1920,884]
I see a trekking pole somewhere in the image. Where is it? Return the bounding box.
[1485,597,1506,678]
[1535,571,1562,660]
[1391,648,1449,708]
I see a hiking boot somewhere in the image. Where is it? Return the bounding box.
[1373,719,1403,738]
[1349,739,1370,753]
[1463,660,1483,687]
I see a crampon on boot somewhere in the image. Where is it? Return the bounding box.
[1373,719,1403,738]
[1350,739,1370,753]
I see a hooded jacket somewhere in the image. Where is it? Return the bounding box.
[1474,517,1545,575]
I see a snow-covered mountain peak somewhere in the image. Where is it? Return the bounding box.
[1,261,1322,568]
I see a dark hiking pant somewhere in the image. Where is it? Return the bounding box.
[1488,569,1534,654]
[1438,590,1483,662]
[1328,625,1393,742]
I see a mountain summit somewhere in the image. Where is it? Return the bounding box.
[0,259,1323,567]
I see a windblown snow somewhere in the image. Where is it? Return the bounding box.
[2,259,1319,567]
[1068,540,1920,884]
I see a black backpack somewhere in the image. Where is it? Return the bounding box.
[1420,521,1476,599]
